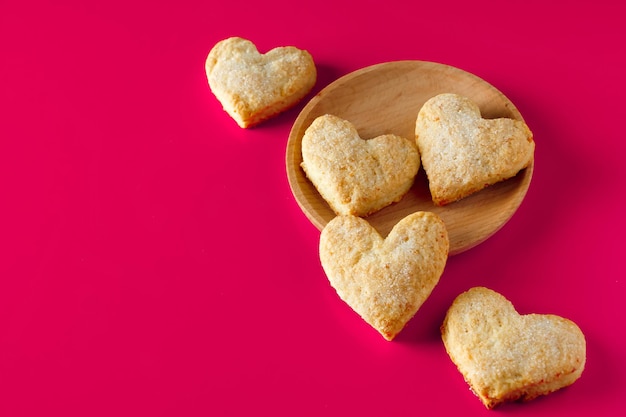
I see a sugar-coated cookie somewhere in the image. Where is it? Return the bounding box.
[320,212,449,341]
[206,37,316,128]
[301,114,420,216]
[415,93,534,205]
[441,287,586,409]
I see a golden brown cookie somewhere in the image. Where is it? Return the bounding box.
[441,287,586,409]
[320,212,449,340]
[206,37,316,128]
[415,93,534,205]
[301,114,420,216]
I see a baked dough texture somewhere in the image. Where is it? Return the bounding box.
[301,114,420,216]
[206,37,316,128]
[441,287,586,409]
[415,93,534,205]
[320,212,449,341]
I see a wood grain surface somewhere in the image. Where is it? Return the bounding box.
[286,61,533,255]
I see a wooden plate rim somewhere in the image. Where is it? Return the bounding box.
[285,60,533,255]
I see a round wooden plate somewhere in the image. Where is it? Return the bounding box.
[286,60,533,255]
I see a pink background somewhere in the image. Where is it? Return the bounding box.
[1,0,625,415]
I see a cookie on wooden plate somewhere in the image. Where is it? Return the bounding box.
[441,287,586,409]
[320,212,449,340]
[206,37,316,128]
[415,93,534,205]
[301,114,420,217]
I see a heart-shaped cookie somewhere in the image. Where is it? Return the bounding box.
[319,212,449,340]
[206,37,316,128]
[301,114,420,216]
[441,287,586,409]
[415,93,534,205]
